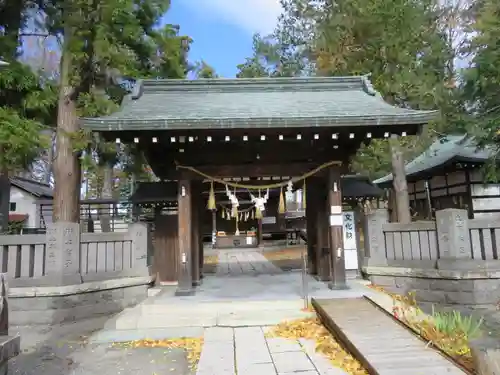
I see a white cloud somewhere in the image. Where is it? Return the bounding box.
[183,0,283,35]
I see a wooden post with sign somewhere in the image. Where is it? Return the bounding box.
[305,179,318,275]
[176,179,194,296]
[316,179,331,281]
[191,182,201,287]
[328,167,348,289]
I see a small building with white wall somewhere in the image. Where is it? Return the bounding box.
[9,177,53,229]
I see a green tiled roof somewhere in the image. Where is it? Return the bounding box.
[81,76,438,131]
[374,135,493,186]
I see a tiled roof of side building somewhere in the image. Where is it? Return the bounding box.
[10,176,53,198]
[81,76,438,131]
[374,134,494,186]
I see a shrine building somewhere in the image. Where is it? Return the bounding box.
[82,76,438,295]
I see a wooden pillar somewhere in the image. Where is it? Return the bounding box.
[305,179,318,275]
[316,178,331,281]
[258,218,263,248]
[175,179,194,296]
[191,182,201,287]
[154,214,178,284]
[211,210,217,247]
[199,226,204,281]
[328,167,348,289]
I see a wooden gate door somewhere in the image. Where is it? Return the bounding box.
[153,214,179,284]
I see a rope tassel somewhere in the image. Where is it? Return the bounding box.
[207,181,216,210]
[278,187,286,214]
[255,206,262,219]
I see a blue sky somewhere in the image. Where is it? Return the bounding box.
[161,1,282,77]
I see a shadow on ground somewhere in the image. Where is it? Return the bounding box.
[8,316,193,375]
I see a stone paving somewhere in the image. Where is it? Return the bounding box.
[87,249,359,374]
[10,248,364,374]
[197,327,347,375]
[215,249,283,276]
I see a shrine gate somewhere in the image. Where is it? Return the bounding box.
[82,76,437,296]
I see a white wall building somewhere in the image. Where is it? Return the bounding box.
[9,177,53,228]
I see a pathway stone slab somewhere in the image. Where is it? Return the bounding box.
[237,362,276,375]
[204,327,233,342]
[299,339,349,375]
[271,351,316,373]
[266,337,303,353]
[216,250,283,277]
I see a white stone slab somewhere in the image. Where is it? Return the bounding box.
[266,338,303,353]
[272,351,315,373]
[204,327,234,343]
[237,362,277,375]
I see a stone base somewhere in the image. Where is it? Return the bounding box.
[9,277,151,326]
[366,267,500,307]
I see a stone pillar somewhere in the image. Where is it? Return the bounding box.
[436,209,471,260]
[328,167,347,289]
[45,222,82,285]
[363,209,389,267]
[176,179,194,296]
[129,222,150,276]
[305,179,318,275]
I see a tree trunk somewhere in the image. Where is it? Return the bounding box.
[53,42,81,223]
[0,168,10,234]
[99,164,113,232]
[389,134,411,224]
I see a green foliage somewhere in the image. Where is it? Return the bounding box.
[0,106,50,172]
[317,0,466,176]
[194,60,218,78]
[0,60,57,174]
[6,219,25,235]
[431,306,483,340]
[235,0,472,179]
[462,0,500,147]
